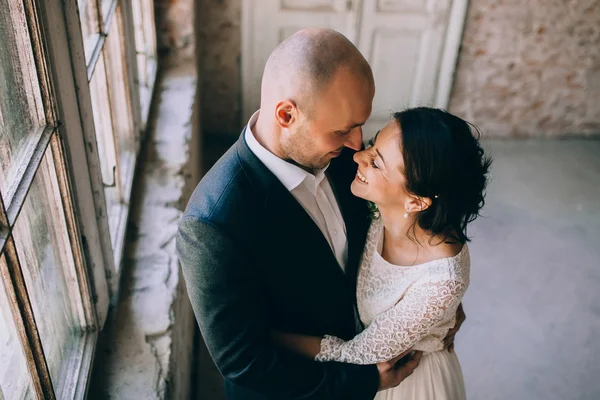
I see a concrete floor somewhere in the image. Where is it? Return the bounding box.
[460,139,600,400]
[197,138,600,400]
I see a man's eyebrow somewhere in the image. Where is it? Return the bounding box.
[343,122,364,131]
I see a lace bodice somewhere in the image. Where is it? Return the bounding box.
[315,218,470,365]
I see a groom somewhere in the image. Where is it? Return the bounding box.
[177,28,463,399]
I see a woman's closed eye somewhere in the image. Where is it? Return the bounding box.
[366,139,380,169]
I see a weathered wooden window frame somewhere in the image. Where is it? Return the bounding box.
[0,0,158,398]
[62,0,158,300]
[0,1,99,398]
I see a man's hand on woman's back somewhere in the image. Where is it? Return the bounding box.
[376,350,423,391]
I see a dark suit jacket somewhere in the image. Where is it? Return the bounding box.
[176,129,379,399]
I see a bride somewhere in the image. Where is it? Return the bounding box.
[273,107,491,399]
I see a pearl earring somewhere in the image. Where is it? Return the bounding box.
[404,211,409,219]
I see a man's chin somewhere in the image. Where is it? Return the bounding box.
[306,151,343,169]
[320,150,343,166]
[311,157,334,170]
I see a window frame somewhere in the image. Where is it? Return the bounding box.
[0,0,158,396]
[38,0,114,326]
[44,0,157,304]
[0,0,102,398]
[68,0,142,298]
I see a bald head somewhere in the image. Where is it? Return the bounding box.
[260,28,373,115]
[254,28,375,170]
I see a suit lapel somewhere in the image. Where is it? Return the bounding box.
[327,150,371,288]
[235,131,346,282]
[263,187,346,278]
[235,130,370,287]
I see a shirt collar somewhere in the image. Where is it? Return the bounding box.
[245,111,328,193]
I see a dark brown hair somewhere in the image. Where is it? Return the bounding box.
[394,107,492,244]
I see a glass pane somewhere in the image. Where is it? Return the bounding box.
[12,149,85,399]
[89,53,121,244]
[132,0,157,120]
[105,6,135,198]
[137,51,150,118]
[0,1,46,203]
[101,0,115,25]
[77,0,101,66]
[142,0,157,61]
[132,0,147,86]
[0,254,34,400]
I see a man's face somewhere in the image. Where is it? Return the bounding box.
[281,67,375,170]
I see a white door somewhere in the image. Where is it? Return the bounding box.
[357,0,463,139]
[242,0,468,140]
[242,0,358,123]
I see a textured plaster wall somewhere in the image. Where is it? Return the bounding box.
[88,2,203,398]
[199,0,600,138]
[448,0,600,137]
[89,61,197,400]
[155,0,196,61]
[197,0,242,136]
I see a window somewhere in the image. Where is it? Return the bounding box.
[0,0,157,397]
[132,0,158,125]
[81,0,157,274]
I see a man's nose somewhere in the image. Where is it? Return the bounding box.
[353,149,367,166]
[345,126,363,151]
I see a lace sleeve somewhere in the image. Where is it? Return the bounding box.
[315,279,466,365]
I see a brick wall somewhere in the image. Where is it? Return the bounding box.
[449,0,600,137]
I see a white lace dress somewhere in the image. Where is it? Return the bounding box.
[316,218,469,399]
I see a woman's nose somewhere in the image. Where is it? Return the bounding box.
[353,150,367,165]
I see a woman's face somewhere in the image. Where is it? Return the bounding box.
[351,119,410,209]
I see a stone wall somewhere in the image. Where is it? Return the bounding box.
[448,0,600,137]
[198,0,600,138]
[155,0,196,61]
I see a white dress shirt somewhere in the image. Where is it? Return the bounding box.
[245,111,348,270]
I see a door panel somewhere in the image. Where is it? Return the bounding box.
[242,0,357,123]
[242,0,464,141]
[358,0,451,139]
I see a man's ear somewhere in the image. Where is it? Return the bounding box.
[406,195,432,213]
[275,100,297,128]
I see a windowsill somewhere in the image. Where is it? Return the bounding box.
[87,58,197,399]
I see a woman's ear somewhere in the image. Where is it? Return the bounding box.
[405,195,432,213]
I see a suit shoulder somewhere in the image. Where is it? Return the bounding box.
[183,144,262,225]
